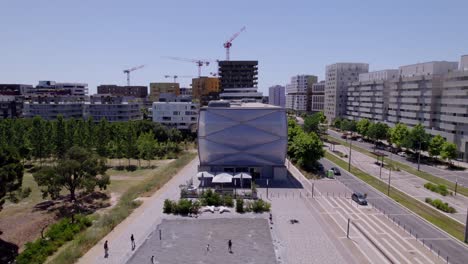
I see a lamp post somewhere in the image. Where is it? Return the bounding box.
[388,152,392,196]
[348,138,352,172]
[417,140,422,171]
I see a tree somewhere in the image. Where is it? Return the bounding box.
[289,131,325,170]
[332,118,342,129]
[29,116,47,162]
[428,135,445,158]
[303,113,321,134]
[389,123,409,149]
[33,147,109,201]
[124,124,138,165]
[403,124,430,170]
[340,119,357,132]
[54,115,67,158]
[440,142,458,165]
[96,119,110,157]
[367,122,389,145]
[356,119,371,138]
[287,119,303,157]
[0,147,24,211]
[137,132,157,167]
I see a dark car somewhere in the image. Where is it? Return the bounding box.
[351,192,368,205]
[330,167,341,175]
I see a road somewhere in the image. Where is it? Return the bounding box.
[327,129,468,187]
[320,158,468,264]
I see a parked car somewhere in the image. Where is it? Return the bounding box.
[357,138,363,142]
[397,152,407,157]
[330,167,341,176]
[316,163,325,172]
[351,192,368,205]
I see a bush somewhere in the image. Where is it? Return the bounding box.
[424,183,450,196]
[425,198,457,213]
[191,200,201,214]
[251,199,271,213]
[176,199,192,215]
[236,198,244,213]
[16,215,91,264]
[163,199,174,214]
[125,165,138,171]
[201,189,222,206]
[223,195,234,207]
[425,197,432,203]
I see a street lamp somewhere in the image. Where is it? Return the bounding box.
[348,138,352,172]
[388,152,392,196]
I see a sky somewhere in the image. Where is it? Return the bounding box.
[1,0,467,95]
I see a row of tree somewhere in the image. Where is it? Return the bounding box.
[333,118,458,164]
[288,119,325,170]
[0,117,194,163]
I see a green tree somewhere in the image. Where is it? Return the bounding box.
[54,115,67,158]
[96,119,110,157]
[73,119,87,148]
[367,122,389,146]
[303,114,321,134]
[356,119,371,138]
[0,147,24,211]
[332,118,342,129]
[29,116,47,162]
[287,119,303,157]
[33,146,109,201]
[403,124,431,170]
[85,116,95,150]
[289,131,325,170]
[389,123,409,148]
[124,124,138,165]
[440,142,458,165]
[137,132,157,167]
[428,135,445,158]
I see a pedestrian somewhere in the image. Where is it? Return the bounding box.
[131,234,136,250]
[151,255,154,264]
[206,243,210,252]
[269,213,273,223]
[228,239,232,253]
[104,240,109,258]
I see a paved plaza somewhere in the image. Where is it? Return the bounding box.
[126,218,277,264]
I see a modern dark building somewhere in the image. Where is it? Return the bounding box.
[0,96,23,119]
[0,84,33,95]
[218,61,262,101]
[97,85,148,98]
[34,81,88,96]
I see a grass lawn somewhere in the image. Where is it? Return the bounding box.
[327,135,468,197]
[45,151,197,264]
[325,152,466,243]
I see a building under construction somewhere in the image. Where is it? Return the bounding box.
[191,77,220,105]
[97,85,148,98]
[218,60,262,101]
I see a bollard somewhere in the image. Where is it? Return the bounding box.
[422,239,425,247]
[416,234,418,240]
[409,229,411,236]
[430,244,432,252]
[446,256,448,263]
[159,229,162,240]
[438,249,440,258]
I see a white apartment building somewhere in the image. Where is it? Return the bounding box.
[23,96,85,120]
[268,85,285,107]
[85,95,142,122]
[324,63,369,122]
[346,70,398,122]
[311,81,325,112]
[152,101,199,131]
[285,75,317,111]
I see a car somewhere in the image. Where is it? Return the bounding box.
[397,152,407,157]
[315,163,324,172]
[330,167,341,175]
[351,192,368,205]
[341,134,347,139]
[357,138,363,142]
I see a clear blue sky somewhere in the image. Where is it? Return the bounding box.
[1,0,467,95]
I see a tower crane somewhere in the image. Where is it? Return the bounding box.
[123,65,145,86]
[223,26,246,61]
[163,56,212,77]
[164,75,194,83]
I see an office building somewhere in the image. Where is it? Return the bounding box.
[198,101,287,179]
[191,77,220,105]
[285,75,318,111]
[149,82,180,102]
[0,84,33,95]
[311,81,325,112]
[98,85,148,98]
[218,61,263,101]
[33,81,88,96]
[346,70,398,121]
[324,63,369,122]
[23,96,85,120]
[152,101,199,131]
[85,95,143,122]
[268,85,285,107]
[0,96,23,119]
[180,87,192,96]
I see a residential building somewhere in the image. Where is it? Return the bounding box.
[152,101,199,131]
[86,95,143,122]
[285,75,318,111]
[180,87,192,96]
[23,96,85,120]
[268,85,285,107]
[346,70,398,121]
[324,63,369,122]
[33,81,88,96]
[149,82,180,101]
[311,81,325,112]
[218,61,263,101]
[0,84,33,95]
[0,96,23,119]
[97,85,148,98]
[198,101,287,179]
[191,77,220,105]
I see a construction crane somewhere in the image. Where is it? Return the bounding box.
[223,26,246,61]
[164,75,194,83]
[163,56,211,77]
[123,65,145,86]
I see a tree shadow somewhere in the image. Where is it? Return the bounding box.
[0,232,18,264]
[32,192,111,217]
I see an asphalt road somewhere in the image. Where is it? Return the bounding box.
[327,129,468,187]
[320,158,468,264]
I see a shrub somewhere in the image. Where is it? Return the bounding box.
[424,182,450,196]
[163,199,173,214]
[425,198,457,213]
[125,165,138,171]
[201,189,222,206]
[251,199,271,213]
[223,195,234,207]
[191,200,201,214]
[236,198,244,213]
[176,199,192,215]
[425,197,432,203]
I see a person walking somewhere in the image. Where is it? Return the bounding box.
[228,239,232,253]
[151,255,154,263]
[104,240,109,258]
[131,234,136,250]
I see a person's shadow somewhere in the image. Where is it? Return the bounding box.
[0,235,18,264]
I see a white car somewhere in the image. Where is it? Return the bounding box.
[397,152,407,157]
[357,138,363,142]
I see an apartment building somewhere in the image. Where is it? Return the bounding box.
[85,95,142,122]
[0,96,23,119]
[285,75,317,112]
[311,81,325,112]
[268,85,285,107]
[180,87,192,96]
[149,82,180,102]
[218,61,263,101]
[152,101,199,131]
[23,96,85,120]
[98,85,148,98]
[33,81,88,96]
[191,77,220,105]
[0,84,33,95]
[346,70,398,122]
[324,63,369,122]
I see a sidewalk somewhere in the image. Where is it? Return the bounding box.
[77,157,199,264]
